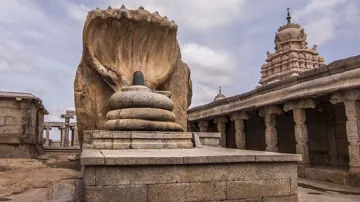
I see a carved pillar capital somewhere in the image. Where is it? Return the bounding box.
[214,116,228,123]
[198,120,209,128]
[198,120,209,132]
[258,106,281,117]
[230,112,249,121]
[330,90,360,104]
[283,99,316,112]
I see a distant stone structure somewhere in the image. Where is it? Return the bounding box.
[0,91,48,158]
[43,121,78,147]
[188,9,360,187]
[259,8,324,85]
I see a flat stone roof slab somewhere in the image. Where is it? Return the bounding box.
[81,147,302,166]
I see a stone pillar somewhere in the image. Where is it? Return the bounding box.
[259,106,281,152]
[284,99,316,166]
[331,91,360,173]
[73,125,79,146]
[230,112,249,149]
[198,120,209,132]
[60,126,65,147]
[214,117,228,147]
[44,126,51,147]
[61,111,75,147]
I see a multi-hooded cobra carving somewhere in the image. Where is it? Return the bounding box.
[74,5,192,147]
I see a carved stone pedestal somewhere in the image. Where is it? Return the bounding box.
[81,131,301,202]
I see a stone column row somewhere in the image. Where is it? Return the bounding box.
[331,90,360,173]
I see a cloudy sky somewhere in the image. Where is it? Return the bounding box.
[0,0,359,126]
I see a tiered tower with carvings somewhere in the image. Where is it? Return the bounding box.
[259,8,325,85]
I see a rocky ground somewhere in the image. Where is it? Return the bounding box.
[0,153,81,202]
[1,154,360,202]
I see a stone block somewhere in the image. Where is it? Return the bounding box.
[95,165,184,185]
[113,139,131,149]
[0,117,5,126]
[85,185,147,202]
[0,134,21,144]
[93,139,113,149]
[202,137,220,146]
[184,182,215,201]
[0,100,32,109]
[148,183,185,202]
[0,125,24,134]
[0,108,27,117]
[83,131,93,144]
[215,182,227,200]
[226,179,291,199]
[304,167,348,185]
[266,195,298,202]
[228,163,297,181]
[254,153,302,162]
[84,167,96,186]
[290,178,298,194]
[81,150,104,165]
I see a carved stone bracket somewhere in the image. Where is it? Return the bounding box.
[258,106,281,117]
[283,99,316,112]
[330,90,360,104]
[230,112,249,121]
[198,120,209,132]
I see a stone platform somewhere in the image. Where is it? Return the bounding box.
[82,147,301,202]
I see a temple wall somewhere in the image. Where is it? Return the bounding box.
[0,98,45,158]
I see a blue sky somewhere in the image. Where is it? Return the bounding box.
[0,0,359,132]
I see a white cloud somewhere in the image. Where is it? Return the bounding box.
[108,0,246,31]
[181,42,236,106]
[293,0,359,45]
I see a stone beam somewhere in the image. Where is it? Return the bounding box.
[283,99,316,112]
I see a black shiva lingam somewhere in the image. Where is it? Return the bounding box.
[104,71,184,131]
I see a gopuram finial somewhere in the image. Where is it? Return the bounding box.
[286,8,291,23]
[219,86,222,94]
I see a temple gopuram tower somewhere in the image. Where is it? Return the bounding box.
[259,8,325,85]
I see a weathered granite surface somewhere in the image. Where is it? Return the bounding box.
[82,147,301,202]
[74,6,192,148]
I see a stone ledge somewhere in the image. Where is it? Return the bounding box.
[81,147,302,166]
[87,130,195,149]
[195,132,221,138]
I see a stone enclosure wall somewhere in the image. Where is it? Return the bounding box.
[0,98,46,158]
[84,162,298,202]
